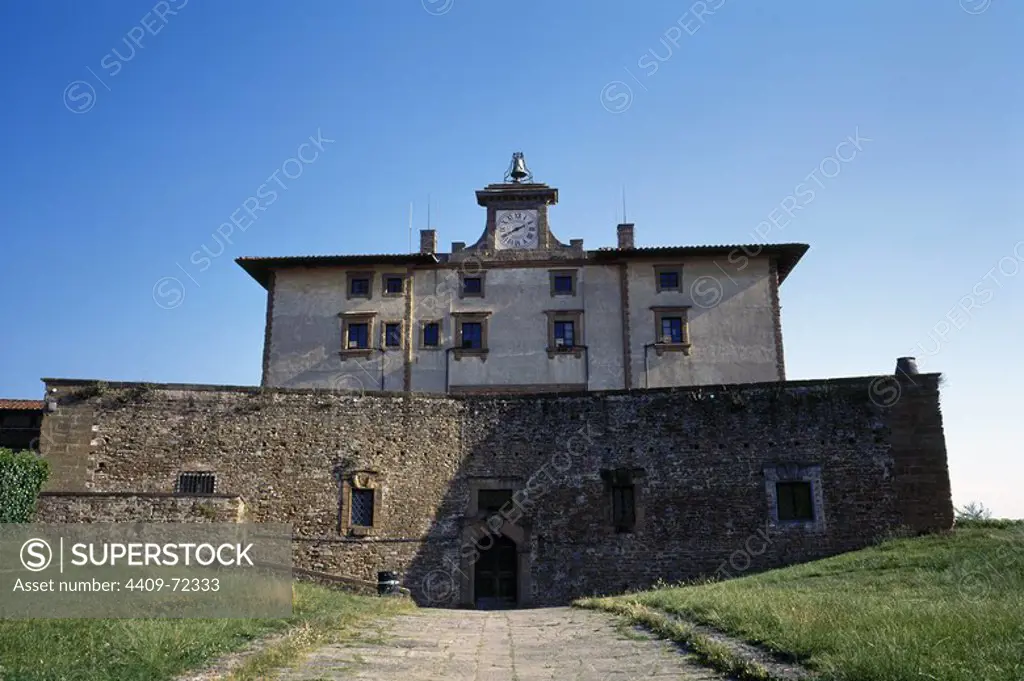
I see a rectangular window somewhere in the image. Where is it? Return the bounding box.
[477,489,514,514]
[384,276,404,295]
[177,472,215,495]
[462,277,483,295]
[349,277,370,297]
[611,485,635,530]
[553,275,573,294]
[422,322,440,347]
[776,481,814,522]
[461,322,483,349]
[660,317,683,344]
[347,323,369,349]
[553,320,575,348]
[350,488,375,527]
[384,323,402,348]
[655,265,683,292]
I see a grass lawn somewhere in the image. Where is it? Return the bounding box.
[0,584,412,681]
[579,524,1024,681]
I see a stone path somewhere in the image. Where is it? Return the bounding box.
[277,607,727,681]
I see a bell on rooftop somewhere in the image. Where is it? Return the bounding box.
[504,151,533,183]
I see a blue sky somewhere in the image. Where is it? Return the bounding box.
[0,1,1021,516]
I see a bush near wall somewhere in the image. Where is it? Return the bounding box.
[0,448,50,522]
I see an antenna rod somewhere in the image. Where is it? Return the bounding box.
[622,186,628,223]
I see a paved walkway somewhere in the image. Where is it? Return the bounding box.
[278,607,726,681]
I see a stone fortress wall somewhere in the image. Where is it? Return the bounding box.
[36,369,952,606]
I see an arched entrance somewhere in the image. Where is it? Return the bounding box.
[474,534,518,609]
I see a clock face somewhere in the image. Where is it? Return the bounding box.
[494,209,539,250]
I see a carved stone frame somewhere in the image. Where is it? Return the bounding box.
[381,272,406,297]
[339,470,382,537]
[654,264,683,292]
[418,319,444,350]
[459,271,486,299]
[459,477,532,608]
[545,309,584,358]
[452,311,491,360]
[763,463,826,533]
[549,269,578,297]
[339,312,377,359]
[651,306,692,356]
[346,270,373,300]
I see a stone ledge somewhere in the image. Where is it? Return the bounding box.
[41,372,943,403]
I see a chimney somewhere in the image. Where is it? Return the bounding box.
[419,229,437,254]
[451,241,466,253]
[895,357,919,376]
[617,223,635,249]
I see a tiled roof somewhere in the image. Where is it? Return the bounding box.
[590,243,809,282]
[236,253,439,288]
[0,399,44,411]
[237,243,809,289]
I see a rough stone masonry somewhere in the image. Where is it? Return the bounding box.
[35,372,953,607]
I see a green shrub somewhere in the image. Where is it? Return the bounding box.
[955,501,992,521]
[0,448,50,522]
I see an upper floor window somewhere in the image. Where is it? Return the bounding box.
[340,312,377,358]
[545,310,584,358]
[347,322,370,349]
[462,276,483,296]
[461,322,483,349]
[655,265,683,292]
[452,311,490,358]
[554,320,575,348]
[177,472,215,495]
[422,321,440,348]
[347,271,373,299]
[549,270,577,296]
[383,275,404,296]
[384,322,402,348]
[661,317,684,344]
[651,306,691,355]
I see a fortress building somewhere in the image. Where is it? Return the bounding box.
[32,155,953,609]
[238,153,806,394]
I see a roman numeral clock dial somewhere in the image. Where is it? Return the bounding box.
[494,209,539,250]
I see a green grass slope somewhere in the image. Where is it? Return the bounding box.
[0,584,411,681]
[586,525,1024,681]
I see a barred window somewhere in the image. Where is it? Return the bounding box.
[350,488,375,527]
[177,472,215,495]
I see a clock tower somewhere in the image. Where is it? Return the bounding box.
[458,153,580,260]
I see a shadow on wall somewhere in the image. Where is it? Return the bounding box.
[404,372,953,609]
